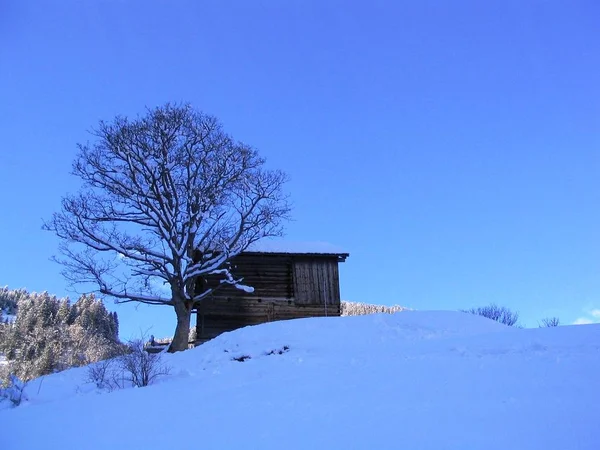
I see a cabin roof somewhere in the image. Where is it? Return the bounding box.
[243,240,349,261]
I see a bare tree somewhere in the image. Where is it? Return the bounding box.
[44,104,290,351]
[119,338,170,387]
[461,304,520,327]
[539,317,560,327]
[86,337,169,390]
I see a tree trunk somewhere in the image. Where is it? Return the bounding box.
[169,299,192,352]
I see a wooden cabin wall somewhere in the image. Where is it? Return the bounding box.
[197,254,293,299]
[292,258,341,306]
[193,254,344,344]
[195,296,340,344]
[199,255,342,305]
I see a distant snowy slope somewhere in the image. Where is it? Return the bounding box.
[2,311,599,450]
[341,300,408,315]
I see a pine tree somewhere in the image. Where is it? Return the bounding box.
[0,288,124,381]
[0,286,26,316]
[56,298,71,326]
[112,312,119,340]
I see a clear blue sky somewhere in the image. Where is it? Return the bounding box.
[1,1,598,338]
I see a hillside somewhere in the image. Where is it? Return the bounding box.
[2,311,599,449]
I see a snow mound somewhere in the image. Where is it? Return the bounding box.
[1,311,599,450]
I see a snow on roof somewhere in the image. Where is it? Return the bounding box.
[244,240,348,256]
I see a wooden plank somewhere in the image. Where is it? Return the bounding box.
[332,262,340,304]
[293,259,343,306]
[327,260,335,305]
[322,261,331,305]
[293,261,310,304]
[197,303,336,316]
[310,262,320,304]
[323,261,331,305]
[195,298,339,314]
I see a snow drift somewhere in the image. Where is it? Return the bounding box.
[1,311,599,450]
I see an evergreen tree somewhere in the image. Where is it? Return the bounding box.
[0,287,123,382]
[112,312,119,339]
[56,298,71,326]
[0,286,26,316]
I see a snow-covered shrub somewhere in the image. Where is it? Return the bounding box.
[0,374,27,407]
[462,304,519,327]
[341,301,407,316]
[87,338,171,391]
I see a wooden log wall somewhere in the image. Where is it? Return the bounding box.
[199,254,294,299]
[293,258,341,305]
[193,253,345,344]
[195,296,340,344]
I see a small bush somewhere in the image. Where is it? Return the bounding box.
[540,317,560,327]
[87,358,121,391]
[86,338,170,391]
[120,338,171,387]
[0,374,28,407]
[462,304,520,327]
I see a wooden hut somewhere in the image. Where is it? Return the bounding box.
[194,242,349,344]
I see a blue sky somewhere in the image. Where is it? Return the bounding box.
[1,1,598,338]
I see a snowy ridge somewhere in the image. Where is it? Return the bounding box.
[1,311,600,450]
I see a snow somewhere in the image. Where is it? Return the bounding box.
[234,283,255,293]
[1,311,599,449]
[245,239,348,255]
[1,312,16,324]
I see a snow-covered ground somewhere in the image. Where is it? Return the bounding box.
[2,311,599,449]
